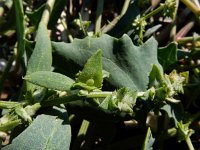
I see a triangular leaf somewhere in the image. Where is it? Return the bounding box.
[52,34,162,91]
[26,22,52,74]
[24,71,74,91]
[76,49,102,89]
[24,22,52,101]
[2,107,71,150]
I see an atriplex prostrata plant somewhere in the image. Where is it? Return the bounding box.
[0,48,192,149]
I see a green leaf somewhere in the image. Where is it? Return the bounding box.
[26,22,52,74]
[141,127,155,150]
[158,42,177,71]
[24,22,52,100]
[52,34,162,91]
[24,71,74,91]
[75,50,103,90]
[2,107,71,150]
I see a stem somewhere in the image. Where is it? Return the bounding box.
[95,0,104,35]
[181,0,200,17]
[137,2,176,44]
[13,0,25,72]
[143,1,177,20]
[176,36,200,44]
[143,4,165,20]
[139,25,144,44]
[40,0,56,26]
[71,119,90,150]
[41,94,81,107]
[79,13,88,36]
[0,56,14,92]
[173,0,179,21]
[121,0,131,16]
[86,91,112,98]
[102,0,130,33]
[170,22,177,41]
[170,0,179,41]
[185,136,195,150]
[78,120,90,137]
